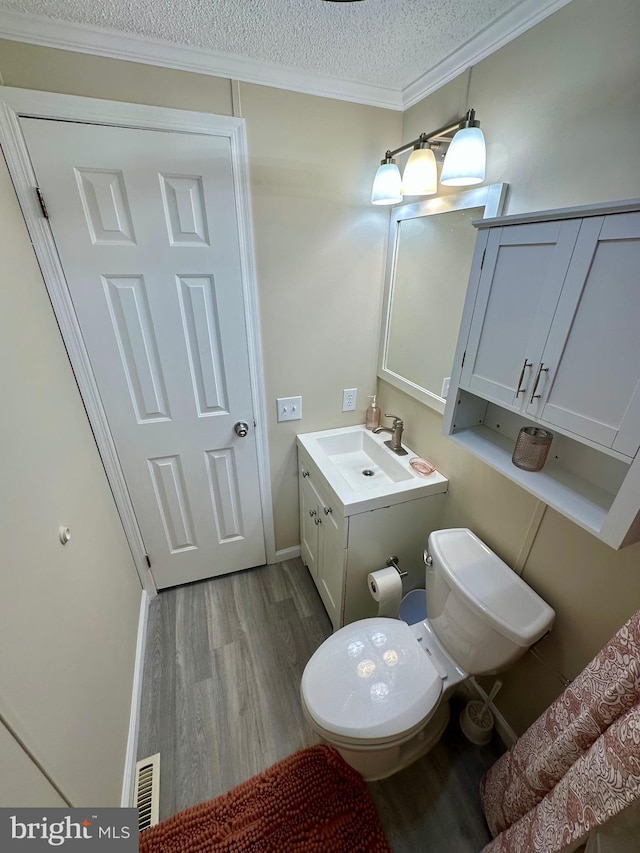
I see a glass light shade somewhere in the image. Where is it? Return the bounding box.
[440,126,486,186]
[371,162,402,205]
[401,147,437,196]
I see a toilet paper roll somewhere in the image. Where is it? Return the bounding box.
[367,567,403,617]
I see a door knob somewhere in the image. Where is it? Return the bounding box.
[234,421,249,437]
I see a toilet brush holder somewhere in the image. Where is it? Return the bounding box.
[459,700,494,745]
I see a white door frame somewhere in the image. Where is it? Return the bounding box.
[0,86,276,596]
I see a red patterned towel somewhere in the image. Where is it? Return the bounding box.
[480,609,640,838]
[140,744,391,853]
[482,703,640,853]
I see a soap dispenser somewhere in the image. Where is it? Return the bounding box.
[365,394,381,430]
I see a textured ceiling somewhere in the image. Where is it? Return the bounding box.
[0,0,525,89]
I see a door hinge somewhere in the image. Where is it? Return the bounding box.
[145,554,151,568]
[35,187,49,219]
[480,248,486,270]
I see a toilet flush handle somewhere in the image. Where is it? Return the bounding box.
[424,549,433,567]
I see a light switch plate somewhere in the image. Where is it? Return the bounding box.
[277,395,302,422]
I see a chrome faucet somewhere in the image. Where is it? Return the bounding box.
[373,414,408,456]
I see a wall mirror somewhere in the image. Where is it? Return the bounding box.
[377,183,507,414]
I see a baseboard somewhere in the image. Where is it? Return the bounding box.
[458,678,518,748]
[274,545,301,563]
[121,590,150,807]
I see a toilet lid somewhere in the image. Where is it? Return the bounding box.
[301,617,442,741]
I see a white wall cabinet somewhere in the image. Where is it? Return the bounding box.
[298,445,446,629]
[445,199,640,550]
[460,219,581,410]
[530,213,640,456]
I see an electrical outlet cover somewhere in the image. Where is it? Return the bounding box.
[342,388,357,412]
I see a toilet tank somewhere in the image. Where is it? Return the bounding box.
[425,529,555,675]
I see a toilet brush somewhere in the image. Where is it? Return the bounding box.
[460,681,502,745]
[469,681,502,725]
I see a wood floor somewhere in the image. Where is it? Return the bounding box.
[137,558,503,851]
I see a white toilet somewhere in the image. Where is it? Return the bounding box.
[300,528,555,780]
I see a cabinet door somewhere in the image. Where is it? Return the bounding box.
[317,508,346,630]
[460,220,581,410]
[299,472,321,579]
[529,212,640,457]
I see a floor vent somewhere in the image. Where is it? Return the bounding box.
[134,753,160,831]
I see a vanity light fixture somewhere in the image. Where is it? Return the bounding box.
[440,109,486,186]
[400,142,437,196]
[371,108,486,205]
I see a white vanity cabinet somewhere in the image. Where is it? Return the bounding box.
[297,432,448,630]
[299,458,347,628]
[445,199,640,549]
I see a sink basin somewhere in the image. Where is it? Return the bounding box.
[314,429,412,489]
[297,425,448,514]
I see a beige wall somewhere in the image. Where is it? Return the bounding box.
[240,83,400,547]
[0,154,142,804]
[379,0,640,734]
[2,0,638,744]
[0,40,401,552]
[0,723,67,806]
[0,39,234,114]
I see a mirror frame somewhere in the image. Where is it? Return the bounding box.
[377,183,508,414]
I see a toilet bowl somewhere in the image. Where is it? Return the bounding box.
[301,528,555,780]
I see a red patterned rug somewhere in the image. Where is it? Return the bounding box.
[139,744,391,853]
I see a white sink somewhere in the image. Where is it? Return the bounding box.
[297,425,448,514]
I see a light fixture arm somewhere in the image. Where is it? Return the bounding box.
[384,109,479,161]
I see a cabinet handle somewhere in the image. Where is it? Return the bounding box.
[515,359,532,396]
[529,363,549,403]
[314,517,322,526]
[302,470,310,478]
[323,506,332,515]
[309,509,316,517]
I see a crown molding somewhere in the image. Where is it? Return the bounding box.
[0,2,573,113]
[402,0,574,109]
[0,9,403,110]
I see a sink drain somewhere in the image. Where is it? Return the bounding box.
[362,469,375,477]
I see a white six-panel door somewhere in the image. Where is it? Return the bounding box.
[21,118,266,588]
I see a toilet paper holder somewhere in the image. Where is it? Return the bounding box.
[386,556,408,578]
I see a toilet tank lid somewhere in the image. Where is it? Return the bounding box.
[428,529,555,646]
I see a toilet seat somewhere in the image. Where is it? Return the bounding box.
[301,617,442,744]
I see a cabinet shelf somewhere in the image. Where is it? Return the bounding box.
[449,425,615,535]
